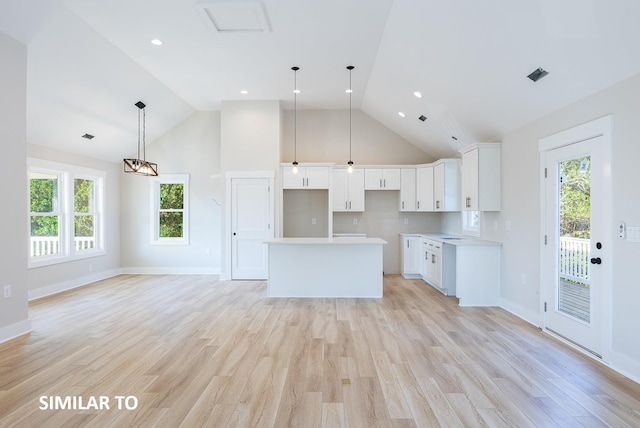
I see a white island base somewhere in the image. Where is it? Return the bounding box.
[265,237,387,298]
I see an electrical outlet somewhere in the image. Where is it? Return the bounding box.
[403,218,408,225]
[3,285,11,299]
[520,273,526,285]
[205,247,211,255]
[353,218,358,225]
[311,218,317,225]
[505,221,511,231]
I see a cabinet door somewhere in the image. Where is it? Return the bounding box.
[383,169,401,190]
[430,251,442,288]
[364,169,383,190]
[282,167,306,189]
[402,236,421,276]
[434,163,445,211]
[348,169,365,211]
[420,240,429,279]
[416,167,434,211]
[332,169,348,211]
[305,167,330,189]
[400,168,416,211]
[461,149,479,211]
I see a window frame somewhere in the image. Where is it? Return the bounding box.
[28,158,106,268]
[150,174,190,246]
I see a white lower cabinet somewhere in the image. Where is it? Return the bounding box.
[401,235,421,278]
[420,238,456,296]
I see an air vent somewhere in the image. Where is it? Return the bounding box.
[418,115,427,122]
[82,133,95,140]
[195,0,271,33]
[527,67,549,82]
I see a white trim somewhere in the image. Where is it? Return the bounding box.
[149,174,190,246]
[610,350,640,385]
[28,269,121,300]
[538,114,613,363]
[500,298,542,328]
[0,319,32,345]
[120,267,221,275]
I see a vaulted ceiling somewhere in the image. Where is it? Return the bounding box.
[2,0,640,162]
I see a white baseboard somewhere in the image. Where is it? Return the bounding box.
[0,319,32,344]
[610,350,640,384]
[120,267,221,275]
[28,267,221,301]
[499,298,542,328]
[29,269,121,301]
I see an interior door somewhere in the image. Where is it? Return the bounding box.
[231,178,272,280]
[543,136,604,356]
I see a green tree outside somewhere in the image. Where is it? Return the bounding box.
[159,183,184,238]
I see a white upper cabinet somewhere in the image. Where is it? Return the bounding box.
[282,165,330,189]
[433,159,461,212]
[332,168,365,212]
[400,168,416,211]
[460,143,501,211]
[364,168,401,190]
[416,166,434,212]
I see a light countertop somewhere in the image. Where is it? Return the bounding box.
[399,233,501,246]
[265,237,387,245]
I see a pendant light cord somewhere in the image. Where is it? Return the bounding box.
[349,68,352,162]
[294,69,297,163]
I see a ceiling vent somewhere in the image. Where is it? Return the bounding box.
[527,67,549,82]
[418,115,427,122]
[195,0,271,33]
[82,133,94,140]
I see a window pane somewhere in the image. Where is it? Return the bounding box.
[160,183,184,210]
[30,215,60,257]
[74,179,94,213]
[74,215,95,250]
[30,174,58,213]
[159,212,183,238]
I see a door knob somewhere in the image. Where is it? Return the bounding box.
[590,257,602,265]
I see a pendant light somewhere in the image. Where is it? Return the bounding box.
[291,66,300,174]
[123,101,158,176]
[346,65,354,173]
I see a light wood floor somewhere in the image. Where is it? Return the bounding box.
[1,275,640,427]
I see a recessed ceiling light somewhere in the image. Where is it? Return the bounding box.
[82,133,94,140]
[398,112,406,118]
[150,39,163,46]
[345,89,353,94]
[240,90,248,94]
[413,91,422,98]
[293,89,301,94]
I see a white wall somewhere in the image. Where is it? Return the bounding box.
[220,100,283,279]
[493,73,640,380]
[282,109,432,165]
[26,145,122,297]
[0,32,30,341]
[120,111,221,273]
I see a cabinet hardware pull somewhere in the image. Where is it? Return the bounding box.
[384,179,386,187]
[349,201,352,209]
[436,200,440,209]
[402,201,404,209]
[345,201,348,210]
[417,201,420,209]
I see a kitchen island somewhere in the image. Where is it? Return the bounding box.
[264,237,387,298]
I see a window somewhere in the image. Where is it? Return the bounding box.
[462,210,481,237]
[28,158,105,267]
[150,174,189,245]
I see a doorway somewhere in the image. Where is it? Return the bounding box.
[540,116,612,359]
[229,175,274,280]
